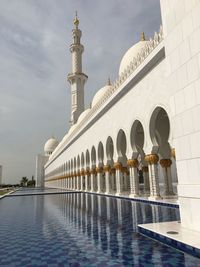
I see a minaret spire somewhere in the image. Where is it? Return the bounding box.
[67,12,88,126]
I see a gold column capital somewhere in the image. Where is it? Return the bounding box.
[90,168,97,175]
[127,159,139,168]
[96,166,103,173]
[85,168,90,175]
[171,148,176,159]
[160,159,172,168]
[80,168,85,176]
[142,166,148,172]
[110,167,116,174]
[103,165,111,172]
[145,154,159,164]
[114,162,122,170]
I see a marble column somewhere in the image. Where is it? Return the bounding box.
[145,154,161,200]
[67,176,70,189]
[142,166,150,195]
[122,167,129,192]
[76,175,79,190]
[71,174,74,190]
[85,168,90,192]
[104,165,111,194]
[127,159,139,197]
[96,167,103,193]
[73,173,77,190]
[90,168,97,192]
[77,171,81,190]
[114,162,123,195]
[70,176,73,190]
[160,159,175,196]
[110,168,116,193]
[80,169,85,191]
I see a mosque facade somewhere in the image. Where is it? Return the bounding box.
[36,0,200,237]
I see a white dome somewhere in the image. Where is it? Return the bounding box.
[77,108,91,123]
[44,137,59,156]
[92,84,112,108]
[119,40,149,75]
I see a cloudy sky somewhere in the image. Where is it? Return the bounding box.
[0,0,161,184]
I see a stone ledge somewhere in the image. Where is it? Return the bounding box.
[138,221,200,258]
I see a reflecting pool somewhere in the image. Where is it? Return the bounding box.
[0,190,200,266]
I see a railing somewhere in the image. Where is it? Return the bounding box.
[49,25,164,162]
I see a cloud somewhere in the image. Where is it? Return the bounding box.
[0,0,161,183]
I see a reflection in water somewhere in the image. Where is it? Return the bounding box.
[46,193,180,265]
[1,192,200,266]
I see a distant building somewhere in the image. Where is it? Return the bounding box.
[35,138,58,187]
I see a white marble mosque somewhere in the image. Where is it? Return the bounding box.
[36,0,200,247]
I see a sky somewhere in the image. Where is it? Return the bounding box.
[0,0,161,184]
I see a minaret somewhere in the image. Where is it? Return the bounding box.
[67,12,88,126]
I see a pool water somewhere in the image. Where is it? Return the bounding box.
[0,189,200,267]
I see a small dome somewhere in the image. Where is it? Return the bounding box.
[92,82,112,108]
[44,137,59,156]
[119,38,149,75]
[77,108,91,123]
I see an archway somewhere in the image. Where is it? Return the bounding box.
[116,129,128,193]
[149,107,176,196]
[106,136,114,165]
[106,136,115,192]
[116,129,127,164]
[149,107,170,158]
[130,120,146,194]
[91,146,96,167]
[85,149,90,191]
[97,142,105,192]
[91,146,97,192]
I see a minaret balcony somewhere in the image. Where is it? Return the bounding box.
[70,44,84,53]
[67,72,88,83]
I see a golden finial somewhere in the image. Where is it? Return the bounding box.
[140,32,145,41]
[107,77,111,86]
[74,11,79,28]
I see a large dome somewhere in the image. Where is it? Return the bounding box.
[91,81,112,108]
[119,38,149,75]
[44,137,59,156]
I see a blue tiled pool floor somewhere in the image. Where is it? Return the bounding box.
[0,190,200,266]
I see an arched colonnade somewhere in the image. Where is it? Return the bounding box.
[45,107,177,200]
